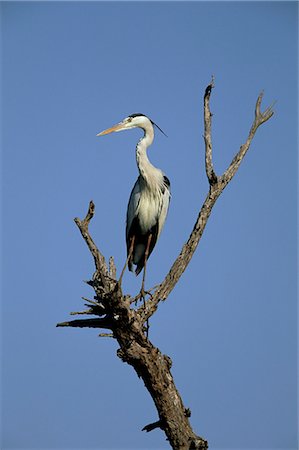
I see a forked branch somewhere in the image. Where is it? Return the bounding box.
[140,79,274,321]
[220,91,275,186]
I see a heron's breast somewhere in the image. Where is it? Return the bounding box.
[136,190,162,234]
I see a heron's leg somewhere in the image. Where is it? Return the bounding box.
[140,233,152,297]
[118,236,135,286]
[139,234,152,337]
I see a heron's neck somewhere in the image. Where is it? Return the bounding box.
[136,126,160,186]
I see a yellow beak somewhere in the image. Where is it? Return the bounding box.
[96,122,124,136]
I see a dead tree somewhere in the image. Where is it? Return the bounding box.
[57,80,274,450]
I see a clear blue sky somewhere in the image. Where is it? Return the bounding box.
[1,2,297,450]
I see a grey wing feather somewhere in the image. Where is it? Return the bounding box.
[126,177,141,240]
[157,179,171,239]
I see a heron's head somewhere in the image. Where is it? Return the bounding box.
[96,113,166,137]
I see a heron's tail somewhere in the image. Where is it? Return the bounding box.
[135,265,143,276]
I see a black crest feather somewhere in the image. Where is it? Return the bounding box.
[128,113,167,137]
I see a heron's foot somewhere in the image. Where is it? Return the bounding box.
[130,284,159,305]
[139,289,150,338]
[132,288,153,305]
[140,287,153,300]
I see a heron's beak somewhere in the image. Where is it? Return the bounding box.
[96,122,124,136]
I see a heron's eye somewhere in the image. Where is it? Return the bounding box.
[128,117,132,122]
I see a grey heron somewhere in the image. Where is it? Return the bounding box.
[97,113,170,294]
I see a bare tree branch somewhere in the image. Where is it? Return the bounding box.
[140,80,274,321]
[139,190,219,321]
[74,201,109,289]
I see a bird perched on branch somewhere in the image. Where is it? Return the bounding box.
[97,113,170,294]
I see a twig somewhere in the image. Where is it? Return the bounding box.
[82,296,105,310]
[204,76,218,185]
[142,419,163,432]
[70,309,94,315]
[56,317,112,329]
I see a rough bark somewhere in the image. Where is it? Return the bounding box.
[57,80,274,449]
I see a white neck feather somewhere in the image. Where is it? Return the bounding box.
[136,124,163,191]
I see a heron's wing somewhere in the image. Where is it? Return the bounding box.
[157,175,171,239]
[126,176,141,244]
